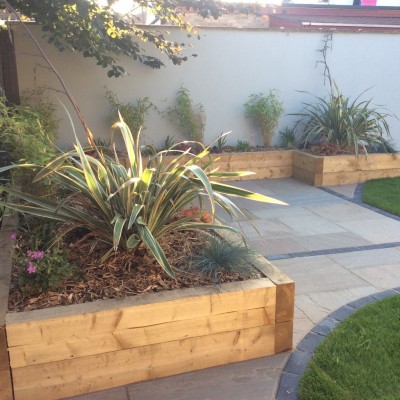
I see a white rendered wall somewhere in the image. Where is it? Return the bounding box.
[14,25,400,149]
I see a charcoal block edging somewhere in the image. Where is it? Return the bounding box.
[275,288,400,400]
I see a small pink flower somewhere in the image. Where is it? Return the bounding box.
[9,233,17,240]
[26,262,37,274]
[31,251,45,260]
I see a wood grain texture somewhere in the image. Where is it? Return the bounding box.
[14,325,275,400]
[12,325,276,400]
[9,307,275,368]
[274,320,293,354]
[293,152,400,186]
[322,153,400,173]
[321,168,400,186]
[6,278,276,347]
[162,151,294,182]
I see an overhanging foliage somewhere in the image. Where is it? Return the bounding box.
[2,0,222,77]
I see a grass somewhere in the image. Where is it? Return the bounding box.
[298,295,400,400]
[362,177,400,217]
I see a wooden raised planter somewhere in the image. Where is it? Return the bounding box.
[164,150,294,181]
[293,151,400,187]
[1,228,294,400]
[211,151,294,181]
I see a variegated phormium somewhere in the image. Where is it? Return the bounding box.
[0,121,285,278]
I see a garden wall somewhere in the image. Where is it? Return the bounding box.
[13,25,400,150]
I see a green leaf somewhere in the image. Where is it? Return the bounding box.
[136,222,174,278]
[126,234,140,249]
[210,181,287,205]
[113,215,126,250]
[128,204,144,229]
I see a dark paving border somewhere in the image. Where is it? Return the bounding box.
[275,287,400,400]
[267,241,400,261]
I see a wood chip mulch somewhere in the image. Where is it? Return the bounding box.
[8,230,260,313]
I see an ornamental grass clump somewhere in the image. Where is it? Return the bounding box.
[293,86,396,156]
[190,235,255,279]
[0,117,284,278]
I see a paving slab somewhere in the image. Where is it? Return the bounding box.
[126,353,289,400]
[306,203,384,222]
[255,178,323,195]
[277,215,346,236]
[238,219,295,240]
[291,232,371,252]
[328,248,400,269]
[292,307,314,346]
[273,256,368,295]
[67,387,129,400]
[247,206,315,220]
[336,217,400,243]
[250,238,308,257]
[325,184,357,199]
[350,263,400,290]
[294,285,379,324]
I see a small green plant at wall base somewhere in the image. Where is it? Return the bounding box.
[235,140,252,152]
[166,86,205,144]
[0,119,285,278]
[245,91,284,147]
[106,89,154,139]
[163,135,176,150]
[213,133,228,153]
[279,127,298,148]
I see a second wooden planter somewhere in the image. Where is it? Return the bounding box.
[293,151,400,186]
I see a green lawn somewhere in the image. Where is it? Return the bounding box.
[298,295,400,400]
[362,177,400,217]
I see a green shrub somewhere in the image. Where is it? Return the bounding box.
[0,93,58,164]
[14,243,78,295]
[106,89,154,140]
[12,218,78,294]
[293,86,395,155]
[235,139,252,152]
[166,86,205,144]
[245,91,284,147]
[0,119,283,278]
